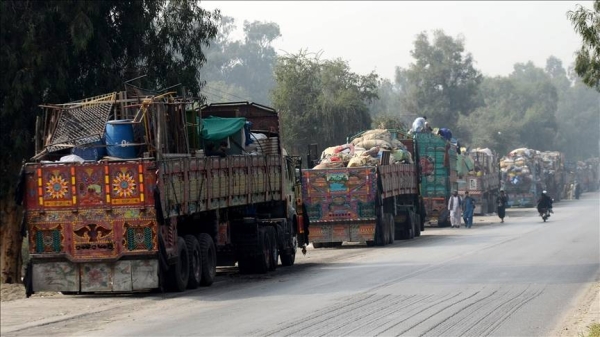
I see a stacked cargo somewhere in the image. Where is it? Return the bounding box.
[313,129,413,169]
[500,148,543,207]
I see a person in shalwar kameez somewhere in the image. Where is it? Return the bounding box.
[448,190,462,228]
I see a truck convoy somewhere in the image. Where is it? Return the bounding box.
[301,129,423,247]
[458,148,500,215]
[20,90,306,295]
[540,151,565,202]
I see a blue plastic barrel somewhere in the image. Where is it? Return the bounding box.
[105,120,136,159]
[72,140,106,161]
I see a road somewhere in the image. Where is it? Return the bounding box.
[2,192,599,337]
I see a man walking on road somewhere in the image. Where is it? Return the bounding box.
[497,189,508,223]
[448,190,462,228]
[462,191,475,228]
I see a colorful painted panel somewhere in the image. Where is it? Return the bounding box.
[38,166,75,208]
[302,168,377,223]
[76,165,106,207]
[109,163,145,206]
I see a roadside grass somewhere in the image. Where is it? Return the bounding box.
[586,323,600,337]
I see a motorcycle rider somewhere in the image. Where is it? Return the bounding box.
[537,190,553,217]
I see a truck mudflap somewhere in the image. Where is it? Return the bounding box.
[309,222,376,243]
[31,259,159,293]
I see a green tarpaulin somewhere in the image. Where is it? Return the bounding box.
[201,116,246,141]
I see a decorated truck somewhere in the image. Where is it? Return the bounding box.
[457,148,500,215]
[19,90,305,295]
[301,129,423,247]
[500,148,543,207]
[415,133,458,227]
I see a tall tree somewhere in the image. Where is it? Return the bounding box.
[398,30,483,131]
[460,62,559,156]
[202,17,281,105]
[567,0,600,90]
[0,0,219,283]
[272,51,377,155]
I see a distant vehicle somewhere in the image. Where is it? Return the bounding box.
[458,148,500,215]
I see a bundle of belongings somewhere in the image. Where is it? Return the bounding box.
[499,148,541,188]
[312,129,414,169]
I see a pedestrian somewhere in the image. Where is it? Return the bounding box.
[462,191,475,228]
[497,189,508,223]
[448,190,462,228]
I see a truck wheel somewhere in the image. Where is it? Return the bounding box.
[438,209,450,227]
[254,227,271,274]
[387,213,395,243]
[267,227,278,271]
[198,233,216,286]
[280,235,297,266]
[414,214,421,237]
[168,236,189,292]
[184,235,202,289]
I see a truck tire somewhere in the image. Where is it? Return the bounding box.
[254,227,271,274]
[198,233,216,286]
[385,213,394,244]
[167,237,189,292]
[280,235,297,266]
[266,226,278,271]
[414,214,421,237]
[184,235,202,289]
[438,209,450,227]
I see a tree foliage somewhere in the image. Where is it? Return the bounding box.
[459,61,559,156]
[202,16,281,105]
[272,51,377,155]
[398,30,483,132]
[0,0,219,197]
[567,0,600,91]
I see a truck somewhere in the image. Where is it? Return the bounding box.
[20,90,305,295]
[415,132,458,227]
[301,129,423,247]
[457,148,500,215]
[540,151,565,202]
[500,148,543,207]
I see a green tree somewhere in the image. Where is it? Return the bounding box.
[460,62,559,156]
[398,30,483,132]
[202,16,281,105]
[0,0,219,283]
[567,0,600,91]
[272,51,377,155]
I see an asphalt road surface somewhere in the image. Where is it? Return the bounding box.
[3,192,599,337]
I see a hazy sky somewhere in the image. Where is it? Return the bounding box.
[200,1,592,81]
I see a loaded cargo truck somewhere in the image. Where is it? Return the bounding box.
[415,133,458,227]
[19,91,304,295]
[457,148,500,215]
[540,151,565,202]
[500,148,543,208]
[301,129,423,247]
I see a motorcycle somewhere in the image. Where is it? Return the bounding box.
[538,207,551,222]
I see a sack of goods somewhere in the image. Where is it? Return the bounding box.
[315,129,413,169]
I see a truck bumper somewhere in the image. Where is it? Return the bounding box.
[309,222,376,243]
[32,259,159,293]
